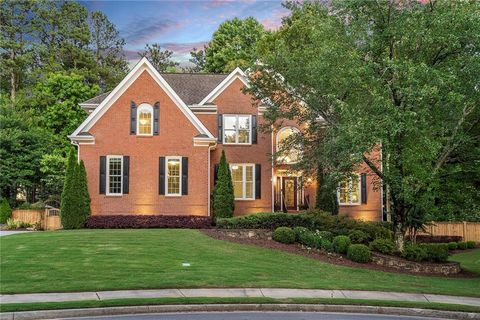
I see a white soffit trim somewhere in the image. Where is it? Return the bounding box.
[198,67,249,106]
[71,57,214,139]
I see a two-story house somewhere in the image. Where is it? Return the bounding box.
[69,58,382,221]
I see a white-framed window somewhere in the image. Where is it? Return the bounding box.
[230,164,255,200]
[338,175,361,205]
[137,103,153,136]
[276,126,301,164]
[107,155,123,196]
[166,156,182,196]
[223,114,251,144]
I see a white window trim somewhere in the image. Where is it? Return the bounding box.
[136,103,154,136]
[106,155,123,196]
[230,163,255,200]
[165,156,182,197]
[276,126,301,164]
[222,114,252,145]
[337,174,361,206]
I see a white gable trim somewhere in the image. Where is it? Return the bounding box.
[198,67,249,106]
[70,57,214,139]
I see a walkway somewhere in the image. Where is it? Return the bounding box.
[1,288,479,307]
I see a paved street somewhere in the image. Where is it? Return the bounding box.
[65,312,448,320]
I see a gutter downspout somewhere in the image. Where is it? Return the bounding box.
[71,141,80,164]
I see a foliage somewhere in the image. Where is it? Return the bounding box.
[213,150,235,218]
[293,226,308,242]
[272,227,296,244]
[315,230,333,242]
[347,244,371,263]
[0,198,12,223]
[204,17,265,73]
[466,241,477,249]
[332,235,351,254]
[321,239,334,252]
[315,165,338,215]
[420,243,450,263]
[298,230,321,249]
[369,238,395,255]
[247,1,480,252]
[401,244,428,262]
[138,44,179,72]
[5,218,30,230]
[85,215,212,229]
[348,230,369,244]
[447,242,458,251]
[415,235,463,243]
[216,212,311,229]
[77,160,91,220]
[457,242,468,250]
[186,47,206,73]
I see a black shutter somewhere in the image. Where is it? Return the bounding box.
[255,164,261,199]
[214,163,219,185]
[123,156,129,194]
[99,156,106,194]
[159,157,165,195]
[182,157,188,195]
[153,102,160,135]
[217,114,223,143]
[130,101,137,135]
[252,115,257,144]
[361,173,367,204]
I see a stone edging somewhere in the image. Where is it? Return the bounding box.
[1,304,479,320]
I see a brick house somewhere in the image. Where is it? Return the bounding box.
[69,58,383,221]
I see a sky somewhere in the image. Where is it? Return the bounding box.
[80,0,289,66]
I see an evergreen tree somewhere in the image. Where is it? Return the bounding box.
[138,44,179,72]
[60,148,80,229]
[78,160,91,220]
[315,165,338,215]
[213,150,235,218]
[0,198,12,224]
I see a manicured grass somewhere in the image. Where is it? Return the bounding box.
[1,229,479,296]
[449,249,480,274]
[1,297,479,313]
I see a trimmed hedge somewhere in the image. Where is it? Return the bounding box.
[293,227,308,242]
[85,215,212,229]
[347,244,371,263]
[333,235,351,254]
[457,242,468,250]
[447,242,458,250]
[348,230,369,244]
[401,244,427,262]
[216,213,312,230]
[272,227,295,244]
[420,243,450,262]
[415,235,462,243]
[369,238,395,254]
[466,241,477,249]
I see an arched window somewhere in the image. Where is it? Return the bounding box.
[137,103,153,136]
[276,126,301,164]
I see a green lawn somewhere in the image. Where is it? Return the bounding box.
[1,229,479,296]
[449,249,480,274]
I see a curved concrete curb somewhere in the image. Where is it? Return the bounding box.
[1,304,479,320]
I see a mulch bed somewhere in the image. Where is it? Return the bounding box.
[202,229,477,278]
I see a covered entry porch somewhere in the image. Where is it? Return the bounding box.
[273,170,314,213]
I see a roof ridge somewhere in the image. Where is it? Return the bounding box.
[161,72,229,76]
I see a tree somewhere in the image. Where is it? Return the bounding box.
[138,44,179,72]
[247,1,480,251]
[78,160,91,219]
[213,150,235,218]
[89,11,128,90]
[0,198,12,224]
[186,47,206,73]
[316,165,338,215]
[204,17,265,73]
[60,148,83,228]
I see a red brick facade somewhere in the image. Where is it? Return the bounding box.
[73,59,383,221]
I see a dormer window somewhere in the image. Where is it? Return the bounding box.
[137,103,153,136]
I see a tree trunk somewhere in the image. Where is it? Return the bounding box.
[394,222,405,252]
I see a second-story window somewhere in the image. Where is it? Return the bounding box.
[223,115,251,144]
[338,175,361,205]
[137,103,153,136]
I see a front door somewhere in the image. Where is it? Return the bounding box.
[282,177,297,210]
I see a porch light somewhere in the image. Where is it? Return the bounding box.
[307,178,312,182]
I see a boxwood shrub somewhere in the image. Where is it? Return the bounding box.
[321,239,334,252]
[298,230,322,249]
[315,230,334,241]
[293,227,308,242]
[347,244,371,263]
[457,242,468,250]
[401,244,427,262]
[447,242,458,250]
[420,243,450,262]
[369,238,395,254]
[348,230,369,244]
[216,213,312,229]
[466,241,477,249]
[332,235,351,254]
[272,227,295,244]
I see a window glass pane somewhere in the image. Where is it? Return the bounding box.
[238,130,250,143]
[224,116,236,130]
[245,181,253,198]
[108,157,122,194]
[238,116,250,129]
[338,180,348,204]
[231,165,243,198]
[277,127,300,163]
[138,110,152,135]
[224,130,236,143]
[167,159,180,194]
[351,176,360,203]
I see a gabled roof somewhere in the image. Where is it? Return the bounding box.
[79,92,110,106]
[198,67,248,105]
[70,57,215,141]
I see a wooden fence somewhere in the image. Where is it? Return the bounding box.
[420,221,480,243]
[12,208,62,231]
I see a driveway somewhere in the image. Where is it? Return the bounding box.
[0,230,32,237]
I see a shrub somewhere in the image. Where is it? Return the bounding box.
[315,230,333,241]
[415,235,462,243]
[272,227,295,244]
[293,227,308,242]
[457,242,468,250]
[298,230,321,248]
[0,198,12,223]
[447,242,458,250]
[5,218,19,230]
[420,243,450,262]
[213,150,235,219]
[216,213,311,230]
[333,235,351,254]
[369,238,395,254]
[401,244,427,262]
[85,215,212,228]
[321,239,334,252]
[466,241,477,249]
[347,244,371,263]
[348,230,369,244]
